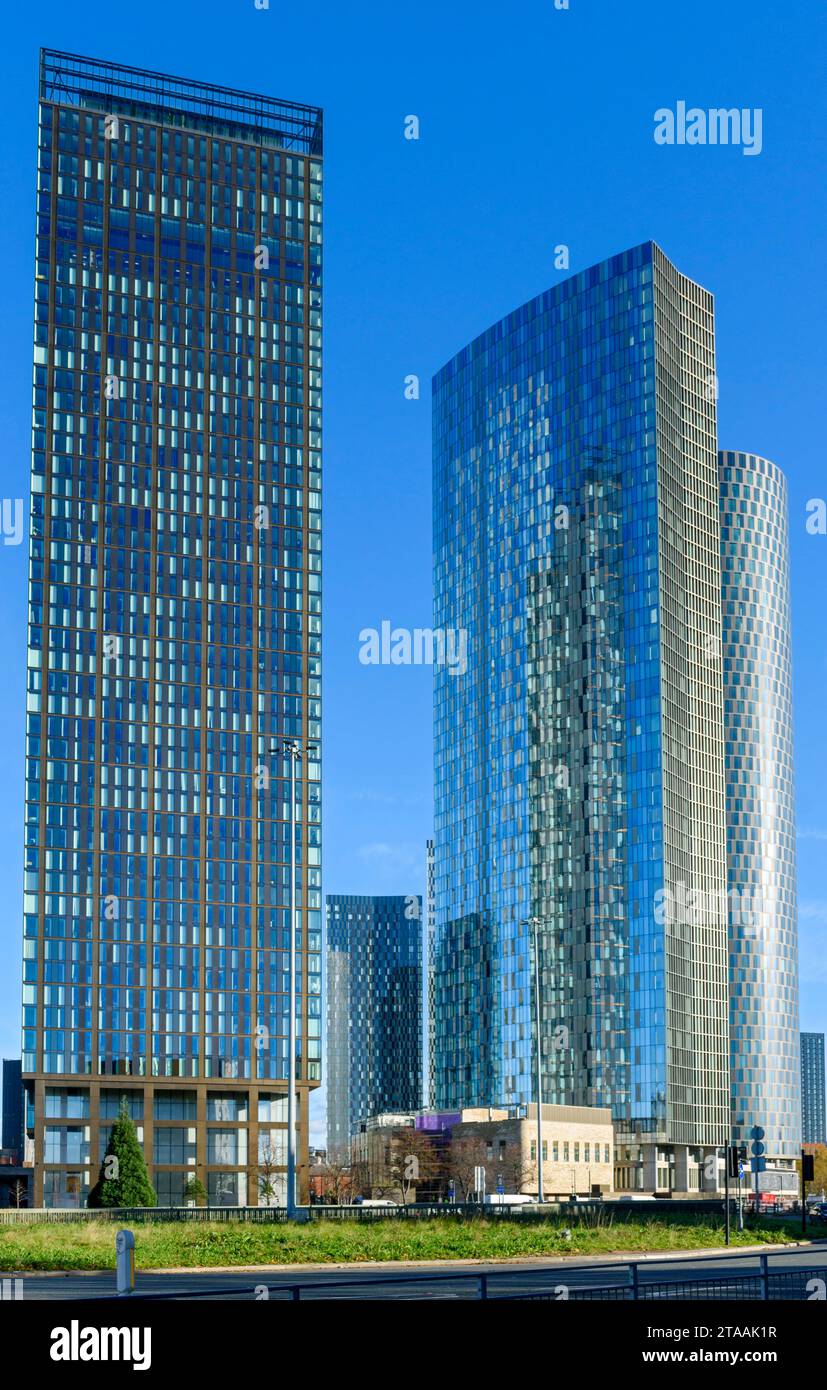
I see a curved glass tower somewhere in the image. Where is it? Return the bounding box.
[433,242,730,1180]
[719,451,800,1162]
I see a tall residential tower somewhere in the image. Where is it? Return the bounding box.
[432,242,730,1189]
[326,895,423,1157]
[22,51,323,1206]
[720,451,800,1165]
[423,837,436,1109]
[801,1033,826,1145]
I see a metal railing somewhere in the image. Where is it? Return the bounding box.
[4,1197,803,1225]
[96,1246,827,1301]
[40,49,323,154]
[0,1205,293,1225]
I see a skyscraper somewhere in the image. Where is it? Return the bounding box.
[720,451,800,1163]
[801,1033,826,1145]
[423,837,435,1109]
[432,241,730,1188]
[22,50,323,1207]
[326,895,422,1156]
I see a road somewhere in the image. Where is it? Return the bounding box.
[9,1242,827,1300]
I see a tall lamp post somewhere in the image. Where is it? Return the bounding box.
[279,737,313,1218]
[524,916,545,1204]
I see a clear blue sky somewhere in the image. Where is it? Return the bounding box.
[1,2,825,1141]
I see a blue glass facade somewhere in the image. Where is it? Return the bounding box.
[326,895,423,1156]
[424,837,436,1108]
[720,451,800,1161]
[801,1032,826,1145]
[23,51,322,1205]
[433,242,730,1155]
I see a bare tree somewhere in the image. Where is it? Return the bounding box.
[315,1157,354,1205]
[501,1147,536,1197]
[366,1138,398,1199]
[446,1135,488,1202]
[387,1129,441,1204]
[349,1153,373,1200]
[257,1143,283,1207]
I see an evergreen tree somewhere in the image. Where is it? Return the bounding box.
[88,1099,156,1208]
[184,1176,207,1207]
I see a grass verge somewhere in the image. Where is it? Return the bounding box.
[0,1214,805,1272]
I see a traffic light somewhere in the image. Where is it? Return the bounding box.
[803,1153,815,1183]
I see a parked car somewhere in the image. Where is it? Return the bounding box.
[483,1194,535,1206]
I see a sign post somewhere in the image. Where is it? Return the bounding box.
[751,1126,765,1216]
[473,1165,486,1207]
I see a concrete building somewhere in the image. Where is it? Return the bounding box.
[350,1104,614,1201]
[450,1105,614,1200]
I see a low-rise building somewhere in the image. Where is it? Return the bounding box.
[613,1142,725,1196]
[348,1104,614,1201]
[449,1105,613,1200]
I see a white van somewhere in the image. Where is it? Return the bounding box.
[483,1194,535,1206]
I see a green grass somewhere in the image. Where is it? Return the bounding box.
[0,1214,805,1272]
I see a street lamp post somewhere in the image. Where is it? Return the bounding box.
[525,916,545,1204]
[280,737,306,1219]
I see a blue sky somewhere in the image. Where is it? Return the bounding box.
[0,1,825,1140]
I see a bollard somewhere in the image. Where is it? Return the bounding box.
[116,1228,135,1296]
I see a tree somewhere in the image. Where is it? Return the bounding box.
[184,1176,207,1207]
[387,1129,441,1204]
[257,1142,283,1207]
[800,1144,827,1197]
[349,1153,373,1200]
[315,1157,354,1205]
[88,1099,156,1208]
[498,1145,535,1198]
[446,1135,488,1202]
[11,1178,28,1209]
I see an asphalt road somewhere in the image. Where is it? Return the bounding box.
[9,1243,827,1301]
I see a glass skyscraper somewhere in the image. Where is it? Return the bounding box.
[801,1032,826,1145]
[22,51,322,1206]
[326,895,422,1157]
[720,451,800,1163]
[423,837,435,1108]
[433,241,730,1185]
